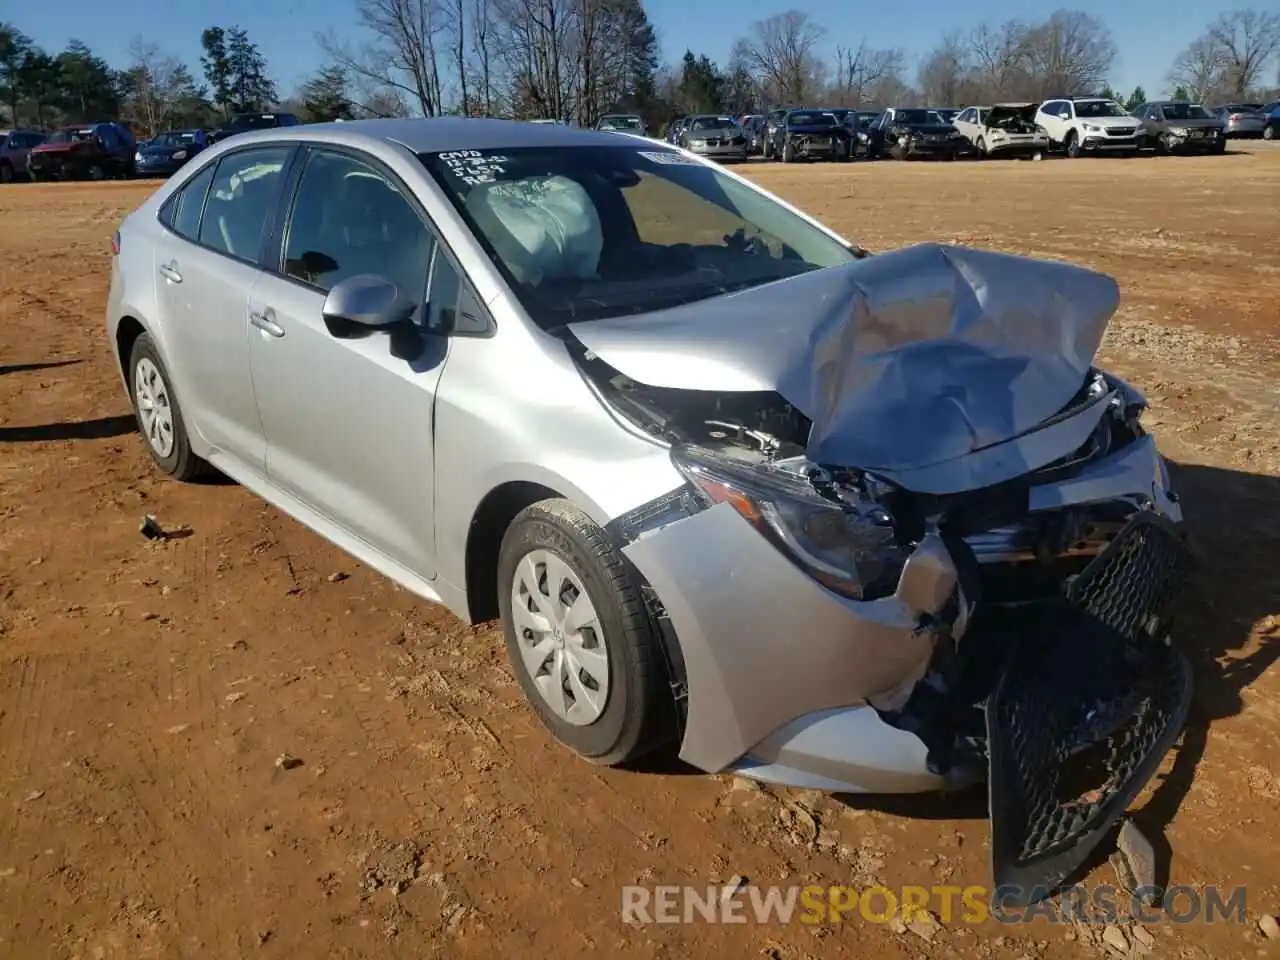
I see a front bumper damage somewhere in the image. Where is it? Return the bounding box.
[575,242,1196,898]
[613,439,1193,899]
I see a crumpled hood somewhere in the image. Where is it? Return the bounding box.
[569,242,1121,492]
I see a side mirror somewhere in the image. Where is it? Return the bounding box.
[321,274,417,333]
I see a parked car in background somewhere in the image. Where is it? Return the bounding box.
[866,107,964,160]
[1131,101,1226,154]
[845,111,882,157]
[760,108,789,158]
[596,114,647,136]
[1035,98,1143,157]
[28,122,135,180]
[209,112,300,143]
[765,108,851,162]
[951,103,1049,159]
[929,107,961,125]
[678,115,748,162]
[105,117,1196,901]
[739,115,765,154]
[1211,104,1266,138]
[135,128,211,177]
[1262,102,1280,140]
[0,128,46,183]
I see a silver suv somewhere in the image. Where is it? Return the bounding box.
[107,119,1193,897]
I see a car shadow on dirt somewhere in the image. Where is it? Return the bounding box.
[0,414,137,442]
[822,459,1280,890]
[0,359,83,376]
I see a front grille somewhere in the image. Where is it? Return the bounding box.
[985,512,1195,903]
[1106,127,1137,137]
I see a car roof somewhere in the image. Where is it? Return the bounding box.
[991,102,1035,108]
[220,117,659,153]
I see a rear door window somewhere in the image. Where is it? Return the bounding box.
[198,146,293,264]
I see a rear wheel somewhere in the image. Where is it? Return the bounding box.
[0,161,13,184]
[87,163,105,181]
[497,499,672,765]
[1264,125,1277,141]
[127,334,211,481]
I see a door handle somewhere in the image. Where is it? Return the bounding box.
[158,261,182,283]
[249,309,285,338]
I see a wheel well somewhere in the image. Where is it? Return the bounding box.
[464,481,563,623]
[115,316,146,385]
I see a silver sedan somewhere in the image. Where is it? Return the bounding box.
[106,118,1194,898]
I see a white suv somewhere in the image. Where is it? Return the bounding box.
[1035,98,1144,157]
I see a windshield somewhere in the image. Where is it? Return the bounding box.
[1160,103,1214,121]
[689,117,738,132]
[1074,100,1127,118]
[420,145,856,327]
[824,109,851,122]
[787,111,832,126]
[48,128,95,144]
[600,117,643,131]
[891,110,933,125]
[152,131,197,147]
[856,113,880,128]
[931,110,958,122]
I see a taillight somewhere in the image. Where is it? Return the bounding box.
[111,230,120,256]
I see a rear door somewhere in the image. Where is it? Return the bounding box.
[153,144,297,475]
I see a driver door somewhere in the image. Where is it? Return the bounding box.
[247,146,454,578]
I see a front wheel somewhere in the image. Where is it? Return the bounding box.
[497,499,673,766]
[781,140,795,163]
[1263,125,1276,141]
[128,334,211,481]
[1065,131,1082,158]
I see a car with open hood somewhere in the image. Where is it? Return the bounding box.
[1131,101,1226,154]
[952,103,1050,159]
[866,107,965,160]
[764,108,852,162]
[1036,98,1143,157]
[106,118,1195,902]
[135,128,211,177]
[28,122,135,180]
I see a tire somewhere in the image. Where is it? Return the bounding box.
[976,136,987,157]
[1264,125,1276,141]
[782,140,795,163]
[1156,133,1172,155]
[127,334,211,481]
[1065,130,1082,158]
[87,164,105,181]
[1214,137,1227,154]
[497,498,673,766]
[0,161,12,184]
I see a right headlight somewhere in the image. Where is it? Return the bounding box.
[670,444,909,601]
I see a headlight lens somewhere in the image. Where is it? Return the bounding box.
[1168,127,1187,137]
[690,138,706,147]
[134,151,142,161]
[1083,123,1101,132]
[173,150,187,160]
[670,444,908,600]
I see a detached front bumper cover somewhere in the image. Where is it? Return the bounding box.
[986,511,1195,904]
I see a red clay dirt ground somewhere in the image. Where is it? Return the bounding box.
[2,143,1279,960]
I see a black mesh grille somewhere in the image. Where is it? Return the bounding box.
[986,512,1195,903]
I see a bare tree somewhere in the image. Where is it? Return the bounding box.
[470,0,495,113]
[830,42,903,106]
[1167,35,1227,102]
[735,10,825,105]
[917,32,972,106]
[320,0,447,116]
[968,20,1031,101]
[122,38,196,137]
[1207,9,1280,97]
[1017,9,1116,100]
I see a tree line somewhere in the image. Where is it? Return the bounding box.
[1,5,1277,139]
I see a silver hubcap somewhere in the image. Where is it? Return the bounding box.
[510,549,610,726]
[134,357,175,458]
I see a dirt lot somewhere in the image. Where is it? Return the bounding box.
[2,144,1279,960]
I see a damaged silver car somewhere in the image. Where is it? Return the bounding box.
[107,119,1194,901]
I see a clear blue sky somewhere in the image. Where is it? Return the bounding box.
[15,0,1228,100]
